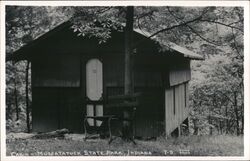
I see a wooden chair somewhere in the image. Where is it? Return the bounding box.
[83,92,140,144]
[83,115,116,143]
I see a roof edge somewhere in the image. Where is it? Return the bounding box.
[7,19,204,61]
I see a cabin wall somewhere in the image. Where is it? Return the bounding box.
[104,86,164,138]
[31,53,83,133]
[103,54,124,87]
[165,82,189,136]
[32,87,83,132]
[103,52,166,138]
[32,53,81,87]
[134,64,164,87]
[135,88,165,137]
[169,59,191,86]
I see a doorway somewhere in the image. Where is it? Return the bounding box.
[86,58,103,126]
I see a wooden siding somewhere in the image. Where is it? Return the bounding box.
[105,87,164,138]
[32,88,59,132]
[165,82,189,136]
[104,54,124,87]
[32,87,82,133]
[104,54,164,88]
[135,88,164,137]
[32,53,80,87]
[169,60,191,86]
[134,66,163,87]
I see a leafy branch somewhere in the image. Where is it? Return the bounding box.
[166,7,226,46]
[199,19,243,32]
[147,8,209,39]
[134,7,211,48]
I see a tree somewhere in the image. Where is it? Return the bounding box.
[123,6,134,140]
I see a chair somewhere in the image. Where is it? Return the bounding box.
[83,92,140,144]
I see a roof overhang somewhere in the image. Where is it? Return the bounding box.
[6,20,204,61]
[133,28,204,60]
[6,21,72,62]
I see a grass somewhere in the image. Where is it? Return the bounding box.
[6,134,243,156]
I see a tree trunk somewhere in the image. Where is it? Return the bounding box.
[123,6,134,140]
[208,103,213,135]
[193,118,198,135]
[241,104,244,134]
[26,61,31,133]
[32,128,69,139]
[225,104,229,134]
[233,91,240,135]
[124,6,134,95]
[13,62,19,121]
[239,81,244,134]
[208,114,213,135]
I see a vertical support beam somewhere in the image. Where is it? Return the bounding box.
[123,6,134,140]
[124,6,134,95]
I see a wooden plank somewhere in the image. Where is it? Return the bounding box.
[59,88,82,133]
[134,65,163,87]
[108,92,141,100]
[165,88,173,136]
[180,85,182,123]
[185,82,189,108]
[181,84,184,124]
[176,85,180,123]
[32,54,80,87]
[169,59,191,86]
[134,88,163,137]
[104,54,124,87]
[165,82,192,136]
[32,88,59,132]
[32,129,69,139]
[180,84,184,126]
[106,101,139,108]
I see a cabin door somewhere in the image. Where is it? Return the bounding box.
[86,59,103,126]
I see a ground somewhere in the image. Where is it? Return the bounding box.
[6,133,243,156]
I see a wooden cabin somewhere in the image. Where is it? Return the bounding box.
[7,21,204,138]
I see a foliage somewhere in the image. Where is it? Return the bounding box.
[189,32,243,135]
[71,7,124,43]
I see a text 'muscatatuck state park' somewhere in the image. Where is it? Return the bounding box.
[5,6,244,157]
